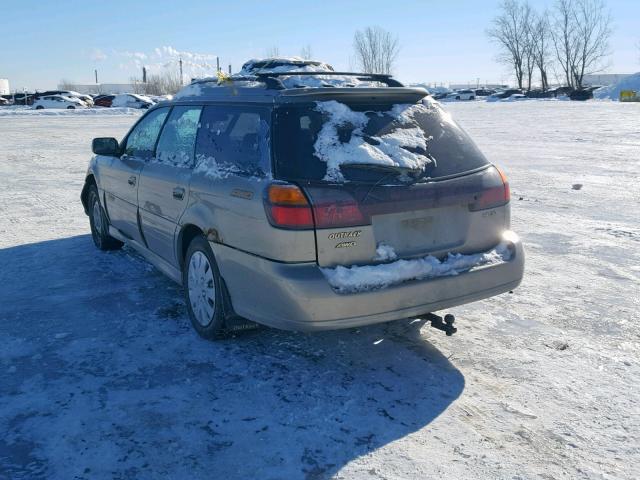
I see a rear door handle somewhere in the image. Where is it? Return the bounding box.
[172,187,185,200]
[128,175,136,186]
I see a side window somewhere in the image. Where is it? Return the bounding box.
[124,107,169,159]
[155,106,202,167]
[195,105,270,177]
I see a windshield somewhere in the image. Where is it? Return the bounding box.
[273,100,489,184]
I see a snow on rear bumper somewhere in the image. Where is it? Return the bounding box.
[212,231,524,332]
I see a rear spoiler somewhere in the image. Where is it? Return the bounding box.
[278,87,429,104]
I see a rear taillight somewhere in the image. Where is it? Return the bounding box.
[313,202,367,228]
[469,166,510,211]
[264,183,369,230]
[264,183,314,229]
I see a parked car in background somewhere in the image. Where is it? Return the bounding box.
[525,89,552,99]
[94,95,115,107]
[7,93,35,105]
[33,95,88,109]
[487,89,524,101]
[82,68,524,339]
[147,94,173,103]
[447,89,476,100]
[35,90,94,106]
[0,97,9,105]
[547,86,574,98]
[569,87,598,101]
[111,93,154,109]
[475,88,496,97]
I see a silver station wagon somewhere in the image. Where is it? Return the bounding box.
[81,59,524,339]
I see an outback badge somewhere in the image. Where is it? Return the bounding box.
[328,230,362,240]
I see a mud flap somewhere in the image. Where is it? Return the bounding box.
[219,277,260,335]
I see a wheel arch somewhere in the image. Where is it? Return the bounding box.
[176,223,222,271]
[81,174,97,215]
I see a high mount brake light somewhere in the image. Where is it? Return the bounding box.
[469,166,510,211]
[264,183,369,230]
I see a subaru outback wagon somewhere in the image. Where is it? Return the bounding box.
[81,63,524,339]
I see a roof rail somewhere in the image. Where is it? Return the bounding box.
[254,71,404,88]
[190,75,286,90]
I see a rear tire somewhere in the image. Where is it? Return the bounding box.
[87,185,123,251]
[183,236,226,339]
[35,105,44,110]
[67,106,75,109]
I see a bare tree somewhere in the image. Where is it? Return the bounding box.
[266,46,280,58]
[353,26,400,74]
[531,10,553,90]
[521,2,536,91]
[59,79,76,90]
[551,0,611,89]
[130,70,184,96]
[487,1,531,89]
[551,0,576,87]
[571,0,612,88]
[300,45,313,60]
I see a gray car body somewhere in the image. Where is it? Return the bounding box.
[82,81,524,331]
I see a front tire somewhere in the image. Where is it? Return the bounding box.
[87,185,123,251]
[183,236,226,339]
[35,105,44,110]
[67,106,75,109]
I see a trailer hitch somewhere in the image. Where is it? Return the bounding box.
[426,313,457,336]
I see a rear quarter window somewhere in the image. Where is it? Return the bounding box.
[194,105,271,178]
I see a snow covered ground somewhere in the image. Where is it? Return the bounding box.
[1,101,638,480]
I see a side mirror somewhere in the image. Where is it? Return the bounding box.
[92,137,120,156]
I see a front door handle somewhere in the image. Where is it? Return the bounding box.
[128,175,136,186]
[173,187,185,200]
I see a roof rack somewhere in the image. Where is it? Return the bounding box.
[188,71,405,93]
[254,71,404,88]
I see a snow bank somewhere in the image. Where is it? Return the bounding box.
[593,72,640,100]
[322,243,511,293]
[0,106,141,117]
[313,101,432,181]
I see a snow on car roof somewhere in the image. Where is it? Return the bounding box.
[173,58,423,101]
[239,57,334,75]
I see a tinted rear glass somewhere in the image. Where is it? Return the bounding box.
[273,100,489,183]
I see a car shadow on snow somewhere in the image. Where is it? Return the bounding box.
[0,235,465,480]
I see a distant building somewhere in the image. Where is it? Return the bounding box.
[58,83,140,94]
[0,79,9,95]
[582,74,630,86]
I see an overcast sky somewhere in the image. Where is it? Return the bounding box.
[1,0,639,90]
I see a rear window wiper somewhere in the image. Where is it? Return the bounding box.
[339,163,418,175]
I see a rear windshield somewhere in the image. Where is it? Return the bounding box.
[273,100,489,183]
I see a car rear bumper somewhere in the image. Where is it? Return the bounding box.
[211,231,524,332]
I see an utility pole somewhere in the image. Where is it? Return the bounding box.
[179,57,183,84]
[216,56,220,72]
[228,64,232,75]
[95,69,98,84]
[142,66,147,83]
